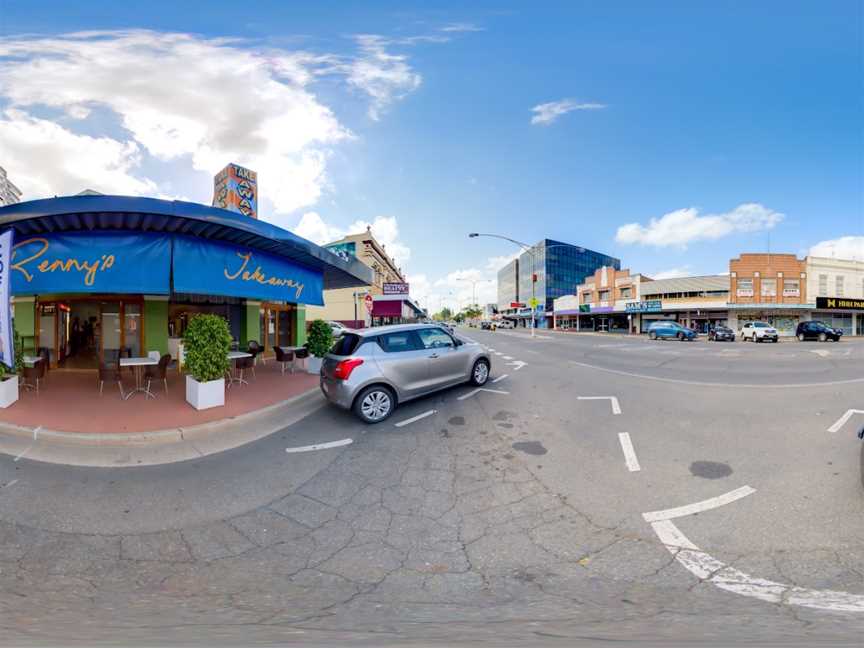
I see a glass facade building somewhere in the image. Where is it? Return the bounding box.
[497,258,520,307]
[518,239,620,326]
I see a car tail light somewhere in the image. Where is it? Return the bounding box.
[333,358,364,380]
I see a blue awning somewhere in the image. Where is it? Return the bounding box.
[0,195,373,290]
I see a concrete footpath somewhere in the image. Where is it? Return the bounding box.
[0,387,324,467]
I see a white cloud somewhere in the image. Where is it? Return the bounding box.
[0,109,157,198]
[808,236,864,262]
[615,203,784,248]
[0,30,438,212]
[485,252,520,272]
[440,23,484,33]
[649,266,691,280]
[530,99,606,126]
[292,212,411,266]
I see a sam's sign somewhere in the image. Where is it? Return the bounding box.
[816,297,864,311]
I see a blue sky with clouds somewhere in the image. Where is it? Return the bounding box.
[1,1,861,309]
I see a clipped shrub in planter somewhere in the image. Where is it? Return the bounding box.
[182,314,232,410]
[305,319,333,374]
[0,328,23,409]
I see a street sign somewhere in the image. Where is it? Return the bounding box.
[510,302,525,308]
[364,293,374,313]
[528,297,539,308]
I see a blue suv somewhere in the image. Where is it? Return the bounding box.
[647,321,696,341]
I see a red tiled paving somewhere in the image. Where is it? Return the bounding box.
[0,360,319,434]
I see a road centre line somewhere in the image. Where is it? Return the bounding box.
[617,433,641,472]
[648,514,864,612]
[394,409,437,428]
[458,388,510,401]
[569,360,864,388]
[827,409,864,433]
[577,395,621,415]
[642,485,756,523]
[492,374,508,384]
[285,438,353,453]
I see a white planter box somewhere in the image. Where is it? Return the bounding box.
[0,377,18,408]
[185,375,225,410]
[306,356,323,375]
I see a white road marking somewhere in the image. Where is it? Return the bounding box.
[285,438,353,453]
[457,388,510,401]
[577,395,621,415]
[617,433,641,472]
[394,409,437,428]
[32,426,42,440]
[568,360,864,388]
[648,518,864,612]
[494,352,503,356]
[642,485,756,523]
[492,374,508,384]
[502,355,513,360]
[505,360,527,371]
[809,349,830,358]
[536,335,551,339]
[13,445,33,462]
[1,479,18,489]
[827,409,864,433]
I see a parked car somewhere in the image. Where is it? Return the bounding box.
[320,324,492,423]
[434,321,455,335]
[708,325,736,342]
[498,320,515,330]
[795,320,842,342]
[740,321,778,342]
[480,321,492,330]
[328,321,347,336]
[647,321,696,341]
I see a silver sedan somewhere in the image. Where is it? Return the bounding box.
[320,323,492,423]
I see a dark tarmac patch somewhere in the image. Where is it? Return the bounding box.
[497,423,514,429]
[493,411,517,421]
[448,416,465,426]
[512,441,548,456]
[690,461,732,479]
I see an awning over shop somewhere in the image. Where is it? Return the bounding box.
[0,195,372,294]
[371,294,425,318]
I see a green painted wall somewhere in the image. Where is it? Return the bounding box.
[294,307,307,346]
[241,302,260,346]
[13,299,36,353]
[144,300,169,355]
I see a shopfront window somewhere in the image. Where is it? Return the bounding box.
[124,303,141,357]
[101,301,122,358]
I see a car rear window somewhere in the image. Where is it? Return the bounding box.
[330,333,362,356]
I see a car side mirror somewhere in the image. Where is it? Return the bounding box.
[454,339,463,346]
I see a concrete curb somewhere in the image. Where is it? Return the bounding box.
[0,387,325,468]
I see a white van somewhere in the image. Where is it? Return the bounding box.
[498,320,515,329]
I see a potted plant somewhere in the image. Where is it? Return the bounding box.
[0,329,24,409]
[306,319,333,374]
[182,314,231,410]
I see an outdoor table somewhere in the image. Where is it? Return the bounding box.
[227,351,252,387]
[22,355,43,367]
[120,356,158,400]
[278,346,305,373]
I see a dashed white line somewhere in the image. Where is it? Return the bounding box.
[502,355,513,360]
[506,360,527,371]
[642,485,756,523]
[394,409,437,428]
[285,438,353,453]
[827,409,864,433]
[492,374,508,384]
[617,433,641,472]
[13,445,33,462]
[577,395,621,415]
[494,352,503,356]
[1,479,18,489]
[457,388,510,401]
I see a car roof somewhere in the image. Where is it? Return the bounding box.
[353,323,445,338]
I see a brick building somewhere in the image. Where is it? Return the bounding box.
[728,253,810,335]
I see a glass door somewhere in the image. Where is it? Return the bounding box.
[278,310,293,347]
[124,303,142,357]
[100,301,122,363]
[37,303,57,366]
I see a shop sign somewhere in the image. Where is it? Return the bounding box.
[0,230,13,368]
[782,288,800,297]
[591,306,614,313]
[382,282,409,295]
[736,289,754,297]
[173,236,324,305]
[625,299,662,313]
[816,297,864,311]
[325,241,357,261]
[212,163,258,219]
[11,232,171,295]
[578,304,591,313]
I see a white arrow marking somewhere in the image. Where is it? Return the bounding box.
[645,488,864,612]
[643,485,756,522]
[506,360,527,371]
[827,409,864,433]
[457,388,510,401]
[494,352,503,356]
[577,395,621,415]
[492,374,508,384]
[286,438,353,453]
[617,433,641,472]
[502,355,513,360]
[394,409,437,428]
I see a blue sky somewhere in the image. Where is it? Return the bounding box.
[1,1,861,309]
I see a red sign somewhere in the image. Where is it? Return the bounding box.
[510,302,525,308]
[364,293,374,313]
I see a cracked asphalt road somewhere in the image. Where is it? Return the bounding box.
[0,330,862,646]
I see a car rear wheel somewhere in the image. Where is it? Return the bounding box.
[469,359,490,386]
[353,385,395,424]
[818,332,827,342]
[798,333,805,342]
[677,332,684,341]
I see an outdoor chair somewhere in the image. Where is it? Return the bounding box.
[38,348,50,379]
[144,354,171,396]
[247,340,264,368]
[22,359,46,395]
[294,346,309,371]
[274,346,294,375]
[236,354,255,384]
[98,360,125,398]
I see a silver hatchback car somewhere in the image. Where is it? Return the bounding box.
[320,323,492,423]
